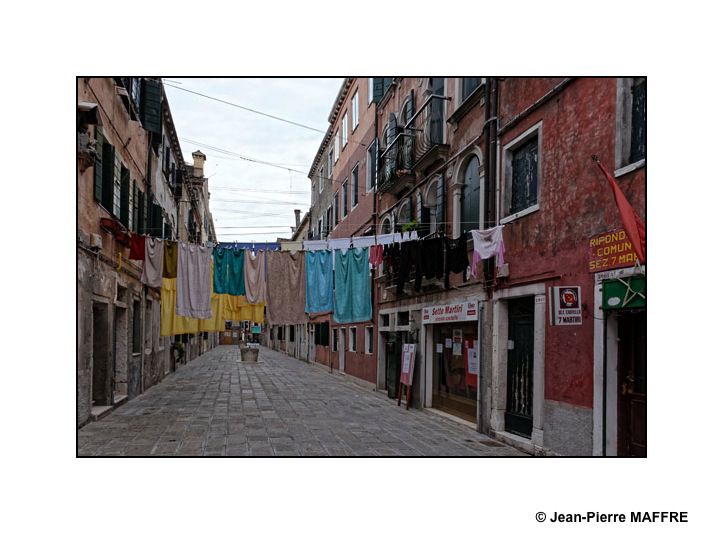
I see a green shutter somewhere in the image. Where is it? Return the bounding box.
[372,78,385,102]
[94,127,104,202]
[132,181,139,232]
[120,168,130,227]
[113,154,122,217]
[141,79,163,135]
[101,142,115,211]
[150,202,163,237]
[138,191,146,234]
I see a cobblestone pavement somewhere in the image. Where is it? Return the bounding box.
[78,345,525,457]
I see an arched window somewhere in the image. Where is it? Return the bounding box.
[380,215,393,235]
[397,198,413,231]
[461,155,481,231]
[423,179,438,234]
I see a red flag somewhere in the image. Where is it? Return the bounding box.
[594,159,646,264]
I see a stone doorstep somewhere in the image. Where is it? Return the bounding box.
[90,405,113,422]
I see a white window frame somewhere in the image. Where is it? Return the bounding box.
[334,131,340,162]
[351,164,359,208]
[367,78,373,105]
[352,91,359,131]
[500,121,542,225]
[365,326,373,355]
[328,150,333,175]
[341,112,348,148]
[349,327,357,352]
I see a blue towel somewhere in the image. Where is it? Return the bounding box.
[305,250,334,314]
[333,247,372,323]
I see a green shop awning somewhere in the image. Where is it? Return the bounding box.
[602,276,646,310]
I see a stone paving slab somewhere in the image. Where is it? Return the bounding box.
[78,345,525,457]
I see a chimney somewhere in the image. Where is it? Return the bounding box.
[192,150,206,176]
[294,209,301,229]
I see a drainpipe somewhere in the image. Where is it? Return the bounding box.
[602,315,608,456]
[476,303,484,432]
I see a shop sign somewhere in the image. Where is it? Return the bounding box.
[588,228,639,273]
[422,300,478,324]
[551,286,583,325]
[602,276,646,310]
[400,344,416,386]
[251,325,262,334]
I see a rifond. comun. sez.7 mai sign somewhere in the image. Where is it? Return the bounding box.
[588,228,638,272]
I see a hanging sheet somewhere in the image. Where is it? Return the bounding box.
[141,237,163,288]
[176,242,212,319]
[305,250,334,314]
[163,241,178,278]
[333,247,372,324]
[266,251,308,325]
[244,250,267,304]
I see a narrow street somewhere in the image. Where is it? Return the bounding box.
[78,345,524,456]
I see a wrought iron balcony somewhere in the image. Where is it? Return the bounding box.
[378,94,451,194]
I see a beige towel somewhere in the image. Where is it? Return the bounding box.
[244,250,267,304]
[141,238,163,288]
[266,251,308,325]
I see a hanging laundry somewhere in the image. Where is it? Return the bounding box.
[303,240,329,251]
[376,233,395,246]
[351,236,376,249]
[213,248,230,294]
[305,250,334,314]
[383,243,401,278]
[420,237,444,281]
[266,251,308,325]
[141,237,163,288]
[244,250,267,304]
[470,226,506,278]
[163,241,178,278]
[369,245,385,268]
[396,240,421,294]
[445,233,469,284]
[334,247,372,324]
[328,238,352,252]
[129,234,145,260]
[176,242,212,319]
[280,241,304,252]
[225,248,246,296]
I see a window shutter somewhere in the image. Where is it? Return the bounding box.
[388,113,398,142]
[369,140,377,188]
[141,79,163,134]
[137,191,146,234]
[113,154,122,217]
[120,168,130,227]
[150,202,163,237]
[101,142,115,212]
[436,174,445,234]
[404,90,415,125]
[373,78,385,102]
[94,127,104,202]
[132,181,139,232]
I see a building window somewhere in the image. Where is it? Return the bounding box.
[328,149,334,175]
[311,181,316,205]
[351,91,359,131]
[163,145,170,175]
[289,325,295,342]
[502,123,541,222]
[366,139,377,191]
[335,131,340,161]
[326,207,332,235]
[332,328,338,351]
[342,179,348,218]
[333,192,339,225]
[397,311,410,326]
[112,155,122,218]
[462,78,482,101]
[351,164,359,207]
[319,167,324,193]
[461,155,482,230]
[615,78,646,173]
[365,327,373,354]
[318,217,324,240]
[349,327,357,352]
[342,112,348,148]
[367,78,373,105]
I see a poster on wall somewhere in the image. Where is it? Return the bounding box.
[400,344,416,386]
[552,286,583,325]
[466,339,479,388]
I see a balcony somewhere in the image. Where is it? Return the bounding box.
[378,94,451,194]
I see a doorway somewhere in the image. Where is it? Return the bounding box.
[385,332,400,399]
[617,311,647,457]
[92,302,111,407]
[338,327,346,372]
[505,296,534,438]
[113,306,128,400]
[432,323,478,422]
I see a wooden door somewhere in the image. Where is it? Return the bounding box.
[617,311,647,457]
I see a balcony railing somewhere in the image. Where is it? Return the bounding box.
[378,94,451,192]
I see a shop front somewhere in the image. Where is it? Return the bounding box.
[422,299,480,423]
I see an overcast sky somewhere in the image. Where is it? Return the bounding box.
[165,78,343,243]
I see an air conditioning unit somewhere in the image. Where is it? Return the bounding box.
[92,234,103,250]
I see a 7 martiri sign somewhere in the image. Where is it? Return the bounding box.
[423,300,478,324]
[551,286,582,325]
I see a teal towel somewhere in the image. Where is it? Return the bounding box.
[305,250,334,313]
[213,248,246,296]
[333,247,372,323]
